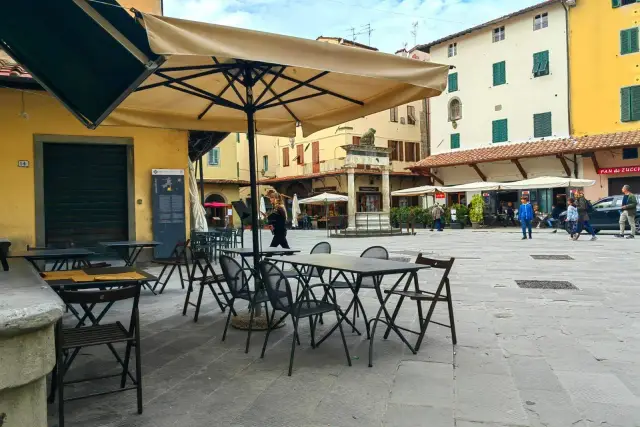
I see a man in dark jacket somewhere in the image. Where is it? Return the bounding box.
[574,190,596,241]
[617,184,637,239]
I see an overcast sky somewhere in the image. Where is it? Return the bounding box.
[163,0,544,53]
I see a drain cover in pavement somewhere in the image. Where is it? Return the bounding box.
[530,255,574,260]
[516,280,578,290]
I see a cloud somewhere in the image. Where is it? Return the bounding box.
[163,0,544,53]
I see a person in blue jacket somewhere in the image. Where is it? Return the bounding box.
[518,196,534,240]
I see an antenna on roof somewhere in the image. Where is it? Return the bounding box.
[411,21,419,46]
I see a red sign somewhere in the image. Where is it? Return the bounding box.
[435,191,446,199]
[597,166,640,175]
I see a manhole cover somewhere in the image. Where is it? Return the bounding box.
[530,255,574,260]
[516,280,578,290]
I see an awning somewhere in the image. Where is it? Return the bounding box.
[299,193,349,204]
[204,202,229,208]
[501,176,595,190]
[438,181,503,193]
[391,185,439,196]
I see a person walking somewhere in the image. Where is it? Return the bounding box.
[431,204,444,232]
[506,202,516,226]
[566,198,579,240]
[518,196,534,240]
[573,190,597,241]
[266,194,290,248]
[617,184,637,239]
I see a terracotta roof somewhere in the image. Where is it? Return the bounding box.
[410,130,640,169]
[416,0,560,51]
[259,169,418,184]
[198,178,250,186]
[0,50,32,80]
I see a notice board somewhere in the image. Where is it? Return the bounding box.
[152,169,186,259]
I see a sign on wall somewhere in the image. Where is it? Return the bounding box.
[597,166,640,175]
[152,169,186,258]
[359,186,379,192]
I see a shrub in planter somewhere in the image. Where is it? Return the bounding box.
[470,194,485,227]
[390,207,400,227]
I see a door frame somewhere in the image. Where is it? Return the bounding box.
[33,135,136,247]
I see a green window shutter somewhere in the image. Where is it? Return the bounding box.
[622,87,632,122]
[533,51,549,77]
[533,112,552,138]
[493,61,506,86]
[450,133,460,149]
[448,73,458,92]
[492,119,508,143]
[631,86,640,121]
[612,0,621,7]
[237,162,240,177]
[621,28,639,55]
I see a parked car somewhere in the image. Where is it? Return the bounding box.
[559,195,640,235]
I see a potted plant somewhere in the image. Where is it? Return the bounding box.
[449,203,468,229]
[390,207,400,228]
[411,207,425,229]
[469,194,485,228]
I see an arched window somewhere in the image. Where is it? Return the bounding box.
[449,98,462,121]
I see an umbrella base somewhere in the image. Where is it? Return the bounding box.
[231,312,286,331]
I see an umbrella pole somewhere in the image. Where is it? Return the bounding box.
[246,108,261,274]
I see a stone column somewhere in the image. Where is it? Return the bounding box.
[347,167,356,230]
[381,166,391,214]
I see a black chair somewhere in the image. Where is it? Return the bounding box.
[329,246,389,334]
[219,255,271,353]
[258,260,351,376]
[383,254,456,351]
[151,240,190,294]
[50,284,142,427]
[183,235,233,322]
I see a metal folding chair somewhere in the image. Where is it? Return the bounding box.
[151,240,190,294]
[383,254,456,351]
[49,284,142,427]
[259,260,351,376]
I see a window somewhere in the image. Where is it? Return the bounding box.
[492,119,508,143]
[593,197,614,209]
[533,50,550,77]
[448,98,462,121]
[407,105,416,125]
[236,133,240,143]
[613,0,640,8]
[448,42,457,57]
[262,155,269,172]
[388,140,404,161]
[493,61,506,86]
[448,72,458,92]
[208,147,220,166]
[533,13,548,31]
[296,144,304,165]
[282,147,290,167]
[533,112,552,138]
[621,28,640,55]
[450,133,460,149]
[352,136,361,145]
[621,85,640,122]
[404,142,420,162]
[493,26,505,43]
[390,106,398,122]
[236,162,240,177]
[623,147,639,159]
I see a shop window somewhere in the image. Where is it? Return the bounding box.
[493,61,506,86]
[621,28,639,55]
[623,147,639,159]
[533,112,552,138]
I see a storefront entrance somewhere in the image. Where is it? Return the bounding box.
[609,177,640,197]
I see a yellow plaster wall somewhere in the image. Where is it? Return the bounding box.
[0,89,189,249]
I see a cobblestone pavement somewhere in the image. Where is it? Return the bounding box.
[49,228,640,427]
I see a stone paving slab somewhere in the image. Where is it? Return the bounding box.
[45,229,640,427]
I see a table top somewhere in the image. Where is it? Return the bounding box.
[267,254,427,276]
[44,266,157,289]
[222,247,301,257]
[9,248,95,258]
[99,241,162,248]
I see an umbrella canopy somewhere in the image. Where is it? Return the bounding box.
[0,0,449,270]
[438,181,504,193]
[291,194,300,228]
[391,185,440,196]
[298,193,349,205]
[501,176,596,190]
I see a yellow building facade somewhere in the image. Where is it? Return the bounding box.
[0,0,191,252]
[570,0,640,199]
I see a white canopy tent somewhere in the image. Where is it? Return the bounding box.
[298,193,349,204]
[501,176,596,190]
[391,185,439,196]
[437,181,504,193]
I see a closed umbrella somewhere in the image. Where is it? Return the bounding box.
[0,2,449,271]
[291,194,300,228]
[259,196,267,219]
[188,160,208,232]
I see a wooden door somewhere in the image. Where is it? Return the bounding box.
[312,141,320,173]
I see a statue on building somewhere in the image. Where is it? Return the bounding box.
[360,128,376,146]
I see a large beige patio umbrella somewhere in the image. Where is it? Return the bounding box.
[0,1,450,269]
